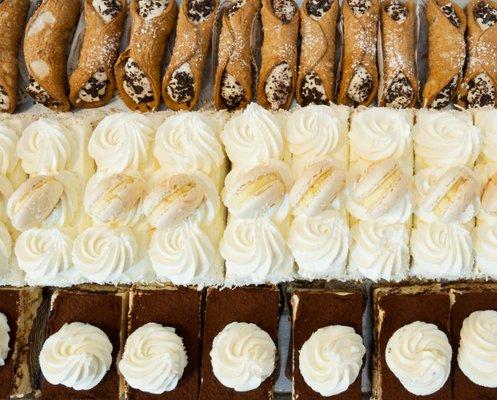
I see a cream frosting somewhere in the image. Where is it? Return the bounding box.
[210,322,276,392]
[299,325,365,396]
[458,310,497,388]
[0,175,13,223]
[289,211,349,279]
[40,322,112,391]
[221,217,293,284]
[119,323,188,394]
[0,121,20,176]
[475,222,497,278]
[15,228,81,287]
[18,118,73,174]
[89,113,154,174]
[154,112,224,177]
[480,168,497,222]
[410,221,473,279]
[350,221,409,281]
[221,103,283,167]
[386,321,452,396]
[0,223,12,280]
[350,107,412,162]
[414,111,482,167]
[475,108,497,162]
[0,312,9,366]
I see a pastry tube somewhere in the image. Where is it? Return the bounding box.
[379,0,418,108]
[338,0,380,106]
[458,0,497,108]
[296,0,339,106]
[23,0,81,111]
[256,0,299,110]
[214,0,261,111]
[422,0,466,109]
[69,0,126,108]
[115,0,178,112]
[162,0,218,111]
[0,0,29,113]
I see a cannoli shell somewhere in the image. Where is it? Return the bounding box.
[0,0,29,114]
[296,0,339,105]
[23,0,81,111]
[162,0,219,111]
[337,0,380,106]
[422,0,466,107]
[379,0,418,107]
[214,0,260,110]
[458,0,497,107]
[115,0,178,112]
[256,0,299,110]
[69,0,126,109]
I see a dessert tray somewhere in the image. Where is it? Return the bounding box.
[0,0,497,399]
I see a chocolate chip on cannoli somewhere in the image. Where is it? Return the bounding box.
[122,59,154,104]
[26,79,61,108]
[0,86,9,111]
[299,72,327,105]
[384,72,414,108]
[138,0,169,18]
[348,0,371,14]
[474,0,497,28]
[467,72,495,107]
[431,74,458,108]
[265,61,294,109]
[220,71,245,109]
[273,0,298,21]
[306,0,333,17]
[162,0,218,110]
[347,66,374,103]
[77,69,110,103]
[385,0,408,22]
[92,0,123,22]
[441,2,460,26]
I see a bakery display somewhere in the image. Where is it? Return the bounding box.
[373,284,453,400]
[199,286,281,399]
[296,0,339,106]
[69,0,126,109]
[162,0,218,110]
[379,0,418,108]
[422,0,466,109]
[256,0,299,110]
[291,285,366,398]
[338,0,380,106]
[23,0,81,111]
[214,0,260,111]
[0,286,42,399]
[0,0,30,113]
[115,0,178,112]
[39,287,127,399]
[120,286,202,399]
[458,0,497,108]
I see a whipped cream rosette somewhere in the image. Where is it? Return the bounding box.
[347,108,414,282]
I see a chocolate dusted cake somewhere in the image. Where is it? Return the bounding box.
[0,287,43,399]
[121,285,202,400]
[291,284,366,399]
[373,284,452,400]
[199,285,282,399]
[39,287,128,400]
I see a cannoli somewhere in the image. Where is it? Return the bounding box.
[0,0,30,113]
[458,0,497,108]
[162,0,219,110]
[69,0,126,109]
[379,0,418,108]
[422,0,466,109]
[115,0,178,112]
[296,0,339,106]
[338,0,380,106]
[256,0,299,110]
[23,0,81,111]
[213,0,261,110]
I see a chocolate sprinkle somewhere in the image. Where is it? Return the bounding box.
[265,62,293,110]
[467,72,495,108]
[0,86,9,111]
[123,58,154,104]
[92,0,122,23]
[187,0,215,22]
[385,72,414,108]
[26,79,60,108]
[306,0,333,19]
[272,0,297,23]
[473,1,497,30]
[167,63,195,104]
[78,69,109,103]
[430,74,458,109]
[347,65,373,104]
[441,3,460,27]
[385,0,408,23]
[227,0,246,17]
[221,71,245,109]
[348,0,371,15]
[300,71,328,106]
[138,0,168,19]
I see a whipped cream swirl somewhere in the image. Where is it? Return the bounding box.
[475,222,497,278]
[458,310,497,388]
[299,325,365,396]
[0,312,9,366]
[0,224,12,279]
[40,322,113,391]
[119,323,188,394]
[386,321,452,396]
[211,322,276,392]
[0,122,20,176]
[475,109,497,162]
